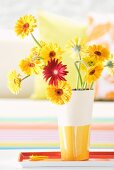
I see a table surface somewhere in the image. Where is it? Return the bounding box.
[0,150,114,170]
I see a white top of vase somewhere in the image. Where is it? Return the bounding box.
[58,90,94,126]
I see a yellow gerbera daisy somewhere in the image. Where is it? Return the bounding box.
[87,45,110,62]
[85,64,103,84]
[40,43,63,64]
[8,70,22,94]
[81,56,97,70]
[66,37,87,59]
[15,15,37,38]
[46,81,72,105]
[19,56,43,75]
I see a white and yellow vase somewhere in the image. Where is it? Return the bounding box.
[58,90,94,161]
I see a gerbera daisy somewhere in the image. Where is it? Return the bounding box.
[43,59,68,86]
[87,45,110,62]
[15,15,37,38]
[8,70,22,94]
[40,43,63,64]
[85,64,103,83]
[19,56,43,75]
[46,81,72,105]
[81,56,97,70]
[66,37,87,59]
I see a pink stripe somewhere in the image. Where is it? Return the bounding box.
[0,123,114,130]
[0,123,57,129]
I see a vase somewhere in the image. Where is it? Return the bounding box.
[58,90,94,161]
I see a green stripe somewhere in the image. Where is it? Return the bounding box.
[0,118,114,123]
[0,117,57,122]
[92,118,114,123]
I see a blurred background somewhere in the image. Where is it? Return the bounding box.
[0,0,114,150]
[1,0,114,29]
[1,0,114,98]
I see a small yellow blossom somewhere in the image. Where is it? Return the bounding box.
[85,64,103,84]
[15,15,37,38]
[46,81,72,105]
[19,56,43,75]
[8,70,21,94]
[86,45,110,62]
[40,43,63,64]
[81,56,98,70]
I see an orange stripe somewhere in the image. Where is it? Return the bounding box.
[91,124,114,130]
[0,123,114,130]
[0,123,57,130]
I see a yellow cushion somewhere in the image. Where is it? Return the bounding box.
[32,11,87,99]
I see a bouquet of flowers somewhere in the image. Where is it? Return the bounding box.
[8,15,114,105]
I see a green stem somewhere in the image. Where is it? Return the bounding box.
[31,33,42,48]
[90,82,94,90]
[84,82,87,90]
[77,64,81,89]
[21,75,30,81]
[77,75,79,89]
[74,61,83,88]
[82,82,85,89]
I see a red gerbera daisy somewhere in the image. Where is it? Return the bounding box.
[43,59,68,86]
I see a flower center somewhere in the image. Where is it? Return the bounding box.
[23,23,29,30]
[94,51,101,56]
[29,63,35,67]
[53,69,58,75]
[49,51,56,58]
[14,79,17,84]
[73,45,81,52]
[88,61,94,66]
[107,61,114,68]
[89,69,95,75]
[55,89,63,96]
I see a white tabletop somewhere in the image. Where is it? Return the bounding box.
[0,150,114,170]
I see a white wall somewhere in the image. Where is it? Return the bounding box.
[0,0,114,29]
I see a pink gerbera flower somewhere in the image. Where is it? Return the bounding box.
[43,59,68,86]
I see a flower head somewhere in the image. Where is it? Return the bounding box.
[30,41,46,59]
[81,56,97,70]
[46,81,72,105]
[66,37,87,59]
[43,59,68,86]
[8,70,22,94]
[86,45,110,62]
[85,64,103,84]
[15,15,37,38]
[40,43,63,64]
[19,56,43,75]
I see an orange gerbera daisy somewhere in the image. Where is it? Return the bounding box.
[87,45,110,62]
